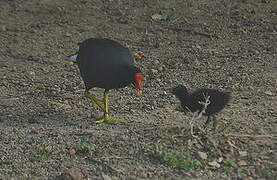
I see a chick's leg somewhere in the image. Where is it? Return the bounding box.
[205,115,217,131]
[84,90,104,110]
[95,90,123,123]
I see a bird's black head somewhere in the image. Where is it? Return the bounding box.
[166,84,189,98]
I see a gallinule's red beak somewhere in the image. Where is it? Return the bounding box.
[135,73,144,95]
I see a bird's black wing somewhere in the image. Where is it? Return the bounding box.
[77,38,134,66]
[192,89,230,115]
[76,38,135,90]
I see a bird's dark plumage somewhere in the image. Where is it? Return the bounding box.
[68,38,143,123]
[169,85,230,116]
[76,38,142,91]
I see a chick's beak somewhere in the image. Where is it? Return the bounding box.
[164,89,173,95]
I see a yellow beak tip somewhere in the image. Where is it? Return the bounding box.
[137,90,143,95]
[66,61,74,65]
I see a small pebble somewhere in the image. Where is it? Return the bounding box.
[208,160,221,168]
[238,160,247,166]
[1,26,7,31]
[151,69,158,73]
[239,151,247,157]
[198,151,208,160]
[65,32,72,37]
[68,148,76,155]
[264,90,273,96]
[157,66,165,72]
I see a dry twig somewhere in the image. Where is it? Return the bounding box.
[219,134,277,139]
[189,93,210,136]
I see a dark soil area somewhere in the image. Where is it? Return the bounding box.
[0,0,276,179]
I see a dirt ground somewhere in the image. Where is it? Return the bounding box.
[0,0,276,179]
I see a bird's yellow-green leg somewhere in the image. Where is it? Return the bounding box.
[84,90,104,110]
[95,90,124,123]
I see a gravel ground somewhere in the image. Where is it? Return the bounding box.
[0,0,276,179]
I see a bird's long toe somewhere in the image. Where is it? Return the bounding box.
[95,113,124,124]
[84,91,105,110]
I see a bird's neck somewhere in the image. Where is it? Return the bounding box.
[119,64,139,74]
[114,65,138,81]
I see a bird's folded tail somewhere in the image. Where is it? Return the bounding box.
[66,53,78,65]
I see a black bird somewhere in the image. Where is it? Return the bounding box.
[67,38,144,123]
[166,85,230,129]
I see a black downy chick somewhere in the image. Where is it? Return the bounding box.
[166,85,231,129]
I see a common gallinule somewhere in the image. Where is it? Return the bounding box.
[67,38,144,123]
